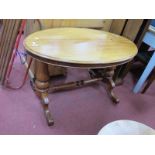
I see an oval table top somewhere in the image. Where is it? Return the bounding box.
[24,28,138,68]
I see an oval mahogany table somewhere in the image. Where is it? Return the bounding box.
[24,28,138,126]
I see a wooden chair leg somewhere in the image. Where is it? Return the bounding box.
[141,69,155,93]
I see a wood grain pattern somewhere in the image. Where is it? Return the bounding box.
[35,60,54,126]
[0,19,21,84]
[25,19,67,77]
[0,20,16,72]
[2,20,21,84]
[39,19,113,30]
[122,19,143,41]
[0,20,14,81]
[25,19,114,78]
[24,27,137,66]
[110,19,127,35]
[0,20,10,59]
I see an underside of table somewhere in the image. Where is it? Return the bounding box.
[33,60,120,126]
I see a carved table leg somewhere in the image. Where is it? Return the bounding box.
[35,60,54,126]
[103,67,119,104]
[89,68,120,104]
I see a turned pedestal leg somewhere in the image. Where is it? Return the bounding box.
[35,60,54,126]
[103,67,119,104]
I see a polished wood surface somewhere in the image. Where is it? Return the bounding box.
[24,27,138,126]
[35,61,54,125]
[25,20,67,78]
[25,19,113,78]
[24,28,137,67]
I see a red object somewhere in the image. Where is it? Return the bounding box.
[5,19,33,90]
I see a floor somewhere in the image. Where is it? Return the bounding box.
[0,54,155,135]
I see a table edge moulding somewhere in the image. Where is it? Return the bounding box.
[24,27,138,126]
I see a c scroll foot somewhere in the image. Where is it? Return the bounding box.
[41,93,54,126]
[105,77,119,104]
